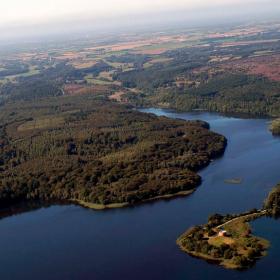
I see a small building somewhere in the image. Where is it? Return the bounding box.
[218,230,228,237]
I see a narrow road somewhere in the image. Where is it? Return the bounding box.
[216,210,267,229]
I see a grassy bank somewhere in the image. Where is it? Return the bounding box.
[270,119,280,135]
[72,189,195,210]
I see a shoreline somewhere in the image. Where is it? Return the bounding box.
[0,189,197,220]
[177,210,269,270]
[177,239,224,266]
[71,189,196,210]
[138,105,275,120]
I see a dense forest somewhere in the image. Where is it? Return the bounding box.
[0,61,115,102]
[264,184,280,217]
[3,25,280,209]
[147,75,280,116]
[113,41,280,117]
[0,61,29,78]
[0,95,226,208]
[116,66,280,117]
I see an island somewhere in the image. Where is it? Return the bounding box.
[177,184,280,270]
[0,95,226,211]
[224,178,242,185]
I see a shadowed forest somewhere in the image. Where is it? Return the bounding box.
[0,95,226,207]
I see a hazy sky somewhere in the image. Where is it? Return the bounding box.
[1,0,279,40]
[1,0,279,26]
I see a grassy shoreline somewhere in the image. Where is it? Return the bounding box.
[71,189,195,210]
[270,118,280,135]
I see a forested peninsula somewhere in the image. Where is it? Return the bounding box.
[177,184,280,270]
[0,95,226,210]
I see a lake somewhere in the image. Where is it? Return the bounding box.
[0,108,280,279]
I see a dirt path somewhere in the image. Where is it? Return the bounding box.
[216,210,267,229]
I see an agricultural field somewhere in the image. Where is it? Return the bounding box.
[1,21,280,117]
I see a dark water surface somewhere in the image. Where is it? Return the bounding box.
[1,108,280,280]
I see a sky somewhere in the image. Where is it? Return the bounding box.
[0,0,280,40]
[1,0,278,26]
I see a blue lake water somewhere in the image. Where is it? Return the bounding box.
[0,108,280,279]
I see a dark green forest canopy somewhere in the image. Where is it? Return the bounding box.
[264,184,280,217]
[113,42,280,117]
[0,96,226,207]
[118,69,280,117]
